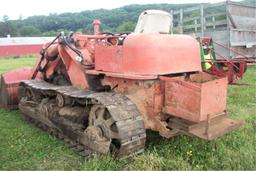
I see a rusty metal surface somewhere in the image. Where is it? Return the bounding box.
[102,77,180,138]
[168,113,243,140]
[86,69,158,80]
[19,79,146,157]
[161,72,228,123]
[102,71,240,139]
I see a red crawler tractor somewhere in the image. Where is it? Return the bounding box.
[0,10,243,157]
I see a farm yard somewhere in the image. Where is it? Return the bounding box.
[0,56,255,170]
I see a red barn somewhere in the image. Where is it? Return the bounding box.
[0,37,54,58]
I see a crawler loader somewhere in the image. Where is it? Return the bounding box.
[0,10,243,157]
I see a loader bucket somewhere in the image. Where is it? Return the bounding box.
[0,68,32,109]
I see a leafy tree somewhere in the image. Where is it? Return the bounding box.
[116,21,136,32]
[41,30,58,37]
[0,21,18,37]
[0,1,252,37]
[2,15,9,22]
[11,3,199,36]
[19,26,40,36]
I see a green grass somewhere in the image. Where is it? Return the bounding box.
[0,57,255,170]
[0,56,36,74]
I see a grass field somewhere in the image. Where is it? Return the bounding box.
[0,57,255,170]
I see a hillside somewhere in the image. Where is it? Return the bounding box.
[0,0,254,37]
[0,3,198,37]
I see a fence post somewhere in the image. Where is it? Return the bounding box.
[200,4,204,36]
[194,19,198,32]
[226,0,231,57]
[179,9,183,34]
[212,16,216,29]
[170,10,174,34]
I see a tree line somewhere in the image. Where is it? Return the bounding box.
[0,0,254,37]
[0,3,197,37]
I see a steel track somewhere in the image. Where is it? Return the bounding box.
[19,79,146,158]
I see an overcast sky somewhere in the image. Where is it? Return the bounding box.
[1,0,242,20]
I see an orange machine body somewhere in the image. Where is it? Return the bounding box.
[95,33,202,76]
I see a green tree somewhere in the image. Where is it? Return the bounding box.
[116,21,135,32]
[19,26,41,36]
[41,30,58,36]
[0,15,19,37]
[2,15,9,22]
[2,3,199,35]
[0,22,18,37]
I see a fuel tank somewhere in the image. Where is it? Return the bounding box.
[95,33,202,76]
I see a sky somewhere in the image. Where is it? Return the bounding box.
[0,0,242,20]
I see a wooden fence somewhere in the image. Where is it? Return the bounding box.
[171,1,256,58]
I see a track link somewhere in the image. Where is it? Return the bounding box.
[19,79,146,158]
[22,114,93,157]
